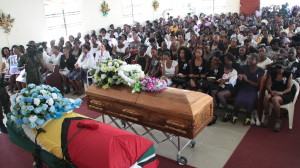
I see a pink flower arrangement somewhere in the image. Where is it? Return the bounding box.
[139,76,167,92]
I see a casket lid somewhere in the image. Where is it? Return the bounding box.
[136,87,212,119]
[86,85,212,119]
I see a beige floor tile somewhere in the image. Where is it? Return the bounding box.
[195,126,246,152]
[186,144,233,168]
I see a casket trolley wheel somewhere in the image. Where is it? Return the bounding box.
[176,139,196,165]
[190,140,196,148]
[177,156,187,165]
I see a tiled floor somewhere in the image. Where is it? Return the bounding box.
[6,91,250,168]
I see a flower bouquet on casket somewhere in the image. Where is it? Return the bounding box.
[90,59,167,93]
[7,84,82,128]
[90,59,125,89]
[118,64,145,93]
[139,76,167,92]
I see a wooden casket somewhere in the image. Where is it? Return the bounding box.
[86,85,213,139]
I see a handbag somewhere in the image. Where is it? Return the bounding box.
[171,77,187,85]
[197,79,211,90]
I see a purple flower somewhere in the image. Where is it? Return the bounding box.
[139,77,167,92]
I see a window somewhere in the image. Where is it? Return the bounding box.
[121,0,143,25]
[44,0,82,41]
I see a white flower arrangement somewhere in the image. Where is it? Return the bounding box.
[118,64,145,87]
[91,59,167,94]
[90,59,125,89]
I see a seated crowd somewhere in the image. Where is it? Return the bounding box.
[1,3,300,132]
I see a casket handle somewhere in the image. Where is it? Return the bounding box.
[119,114,139,121]
[165,120,187,129]
[90,100,104,107]
[121,109,141,117]
[164,125,187,134]
[88,105,105,111]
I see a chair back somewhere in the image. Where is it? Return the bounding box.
[291,79,299,104]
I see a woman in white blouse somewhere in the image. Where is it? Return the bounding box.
[49,46,63,66]
[257,45,273,70]
[90,36,100,56]
[95,44,111,63]
[68,44,95,95]
[161,51,179,86]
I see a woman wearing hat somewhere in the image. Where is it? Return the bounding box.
[263,62,293,132]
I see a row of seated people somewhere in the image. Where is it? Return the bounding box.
[69,41,298,132]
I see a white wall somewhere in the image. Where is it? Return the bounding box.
[79,0,123,35]
[226,0,240,13]
[0,0,47,48]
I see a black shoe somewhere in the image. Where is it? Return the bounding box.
[222,113,232,122]
[0,124,8,134]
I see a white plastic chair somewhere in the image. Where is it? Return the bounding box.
[84,72,94,90]
[262,79,299,129]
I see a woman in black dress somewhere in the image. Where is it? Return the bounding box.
[60,47,76,94]
[263,62,293,132]
[172,46,191,88]
[70,40,82,60]
[200,53,224,93]
[226,38,240,59]
[187,47,206,90]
